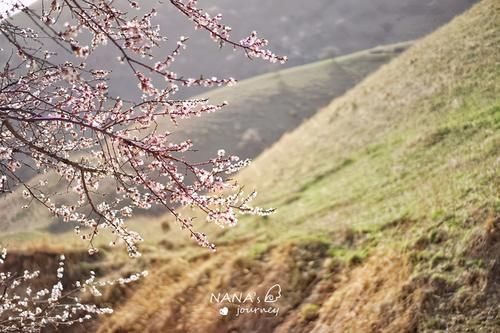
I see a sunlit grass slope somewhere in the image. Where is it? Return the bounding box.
[99,1,500,332]
[226,0,499,244]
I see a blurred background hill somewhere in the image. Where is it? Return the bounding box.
[2,0,477,97]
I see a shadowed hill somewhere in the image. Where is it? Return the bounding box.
[1,0,476,98]
[94,1,500,332]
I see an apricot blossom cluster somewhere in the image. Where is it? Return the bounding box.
[0,247,148,332]
[0,0,283,256]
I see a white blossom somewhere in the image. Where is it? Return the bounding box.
[0,247,146,332]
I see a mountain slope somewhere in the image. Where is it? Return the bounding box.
[0,42,410,237]
[95,1,500,332]
[164,42,411,167]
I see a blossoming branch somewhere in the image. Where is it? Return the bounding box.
[0,0,284,257]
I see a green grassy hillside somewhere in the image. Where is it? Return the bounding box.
[0,42,409,238]
[95,1,499,332]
